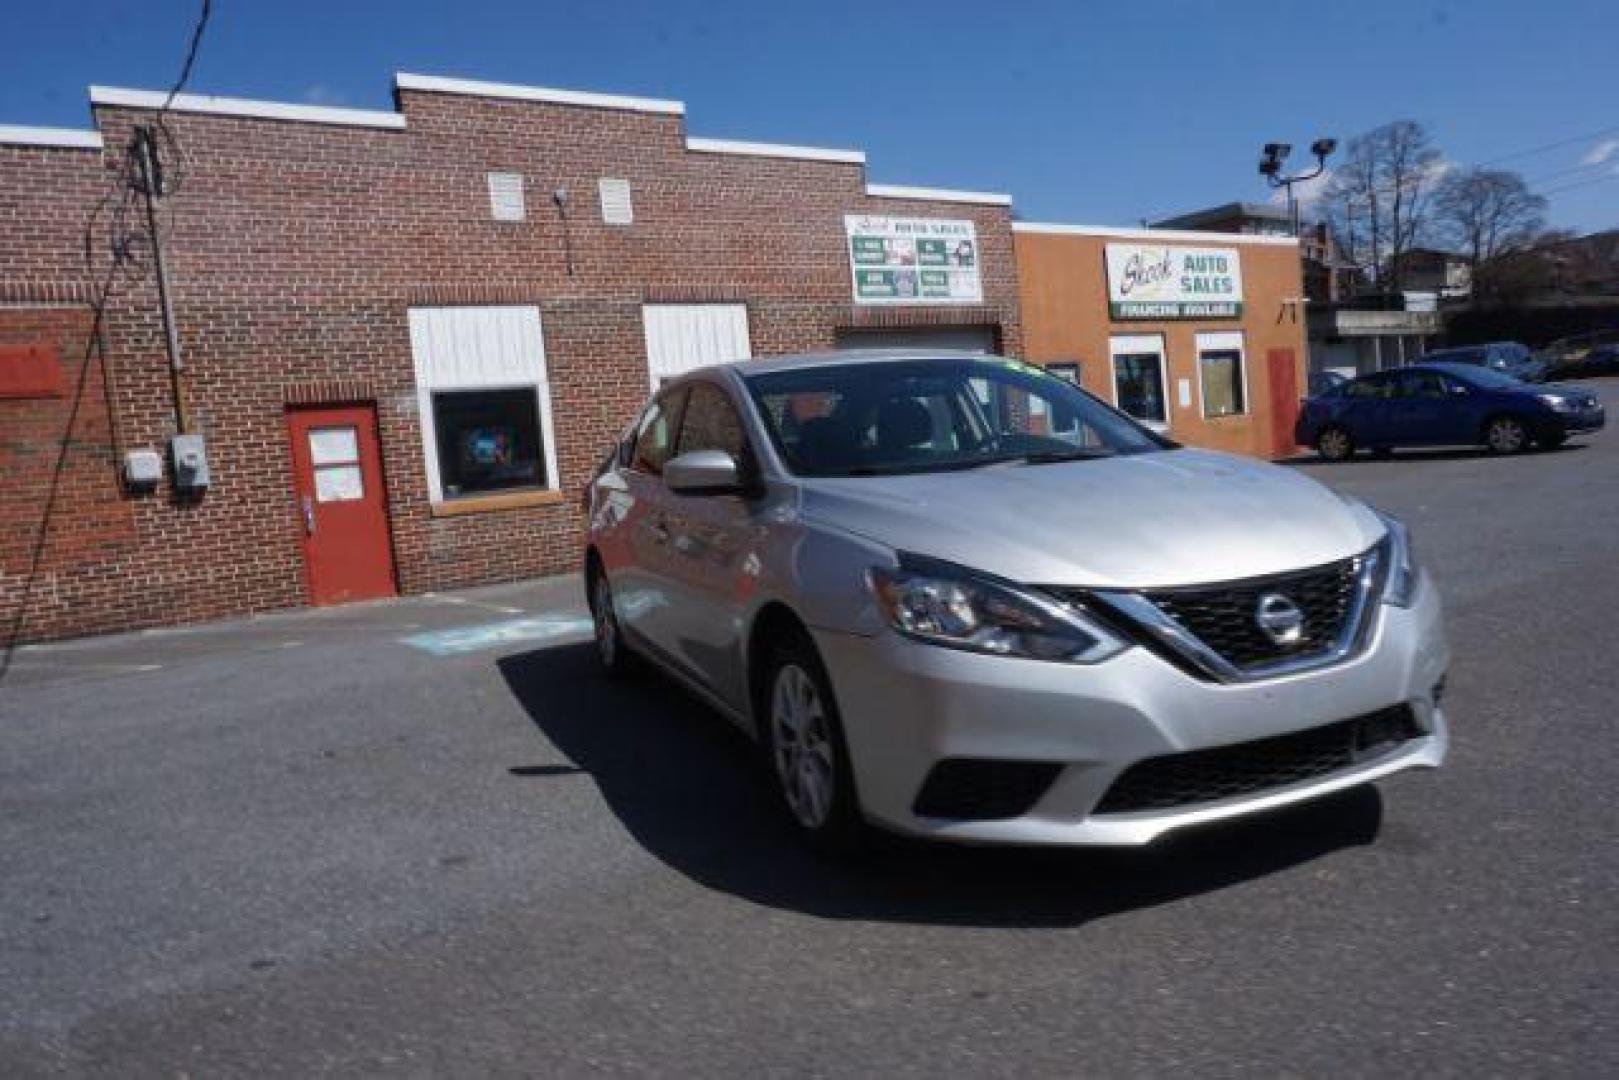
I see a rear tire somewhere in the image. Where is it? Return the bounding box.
[1316,426,1355,462]
[760,629,867,856]
[1484,415,1529,454]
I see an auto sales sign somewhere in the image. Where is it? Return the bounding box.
[1105,243,1243,319]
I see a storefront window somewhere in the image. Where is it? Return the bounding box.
[431,388,545,498]
[1196,331,1247,418]
[1110,336,1168,427]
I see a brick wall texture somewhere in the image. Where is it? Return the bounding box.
[0,86,1021,643]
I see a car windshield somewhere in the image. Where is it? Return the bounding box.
[1438,364,1522,390]
[743,357,1168,478]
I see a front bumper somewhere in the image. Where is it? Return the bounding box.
[813,572,1449,846]
[1561,405,1605,434]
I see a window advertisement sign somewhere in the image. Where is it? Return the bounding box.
[845,215,982,304]
[1105,243,1244,319]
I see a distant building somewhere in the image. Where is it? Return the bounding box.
[1150,203,1357,304]
[1150,201,1294,238]
[1390,248,1472,299]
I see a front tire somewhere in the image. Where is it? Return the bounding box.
[1484,415,1529,454]
[588,566,633,678]
[1316,426,1355,462]
[761,631,867,855]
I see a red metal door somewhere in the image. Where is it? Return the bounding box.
[1267,348,1302,459]
[286,404,397,605]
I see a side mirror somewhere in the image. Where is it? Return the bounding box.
[665,449,746,496]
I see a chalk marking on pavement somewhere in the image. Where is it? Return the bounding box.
[400,616,594,657]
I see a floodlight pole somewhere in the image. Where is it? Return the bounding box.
[1259,140,1336,238]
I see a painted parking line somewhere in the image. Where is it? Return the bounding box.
[401,615,594,657]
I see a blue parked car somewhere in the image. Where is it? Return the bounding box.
[1295,362,1605,460]
[1418,341,1546,383]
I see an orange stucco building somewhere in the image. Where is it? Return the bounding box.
[1014,223,1310,460]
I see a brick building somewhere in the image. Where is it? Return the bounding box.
[1014,223,1310,460]
[1,74,1019,643]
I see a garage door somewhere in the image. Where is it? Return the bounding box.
[834,326,998,353]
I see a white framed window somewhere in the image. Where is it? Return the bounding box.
[407,306,559,503]
[641,303,752,388]
[1109,333,1169,430]
[1196,331,1248,419]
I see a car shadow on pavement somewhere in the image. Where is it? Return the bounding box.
[498,643,1384,929]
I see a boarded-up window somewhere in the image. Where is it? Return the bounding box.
[1197,331,1247,418]
[641,304,752,387]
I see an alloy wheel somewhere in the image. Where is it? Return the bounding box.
[771,663,836,829]
[1318,428,1352,461]
[1487,417,1527,454]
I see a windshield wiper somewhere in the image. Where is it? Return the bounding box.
[1004,448,1118,465]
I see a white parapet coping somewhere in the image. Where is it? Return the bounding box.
[89,86,407,129]
[1013,221,1300,246]
[396,72,685,116]
[866,182,1013,207]
[0,124,104,150]
[685,136,865,165]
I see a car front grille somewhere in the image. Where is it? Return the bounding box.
[1048,551,1378,682]
[1093,705,1421,815]
[1143,556,1362,670]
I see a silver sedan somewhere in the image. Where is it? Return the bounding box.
[585,351,1448,852]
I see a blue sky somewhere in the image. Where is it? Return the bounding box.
[5,0,1615,234]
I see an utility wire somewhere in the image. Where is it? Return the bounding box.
[4,0,215,676]
[1537,171,1619,199]
[151,0,212,197]
[1477,123,1619,167]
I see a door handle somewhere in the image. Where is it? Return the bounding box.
[301,495,316,536]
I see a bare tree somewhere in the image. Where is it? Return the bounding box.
[1433,167,1547,269]
[1322,121,1443,293]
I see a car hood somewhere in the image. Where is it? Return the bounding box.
[798,448,1385,589]
[1540,381,1600,399]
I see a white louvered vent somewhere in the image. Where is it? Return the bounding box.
[487,172,526,221]
[599,177,633,225]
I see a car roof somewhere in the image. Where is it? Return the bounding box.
[726,348,999,377]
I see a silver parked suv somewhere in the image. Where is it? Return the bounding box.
[585,351,1449,851]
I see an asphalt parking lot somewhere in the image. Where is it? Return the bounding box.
[3,379,1616,1077]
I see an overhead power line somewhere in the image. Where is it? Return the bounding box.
[1538,171,1619,199]
[6,0,215,675]
[1477,123,1619,167]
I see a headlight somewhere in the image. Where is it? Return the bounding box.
[1374,511,1420,608]
[867,557,1127,664]
[1538,393,1575,412]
